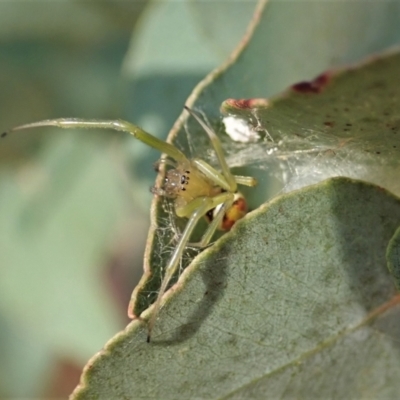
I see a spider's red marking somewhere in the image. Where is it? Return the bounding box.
[221,196,248,231]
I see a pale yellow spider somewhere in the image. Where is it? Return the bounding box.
[2,106,257,342]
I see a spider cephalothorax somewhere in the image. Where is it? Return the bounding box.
[154,160,226,212]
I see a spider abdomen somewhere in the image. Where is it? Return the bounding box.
[205,192,248,231]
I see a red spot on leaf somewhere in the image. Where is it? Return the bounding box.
[292,73,331,94]
[223,98,269,109]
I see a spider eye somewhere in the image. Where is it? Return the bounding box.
[180,175,189,185]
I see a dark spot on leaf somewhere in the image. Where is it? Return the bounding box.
[324,121,335,127]
[291,73,330,94]
[1,132,7,138]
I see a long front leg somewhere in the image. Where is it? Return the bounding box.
[2,118,188,163]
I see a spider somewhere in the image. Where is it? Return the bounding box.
[2,106,257,342]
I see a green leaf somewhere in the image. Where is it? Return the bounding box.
[0,136,127,357]
[0,314,52,397]
[220,50,400,186]
[72,177,400,399]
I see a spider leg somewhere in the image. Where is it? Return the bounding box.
[233,175,258,187]
[187,198,234,248]
[193,160,257,190]
[185,106,237,192]
[154,158,177,172]
[192,158,232,192]
[3,118,188,163]
[147,191,234,342]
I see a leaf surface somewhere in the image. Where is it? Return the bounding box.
[73,178,400,399]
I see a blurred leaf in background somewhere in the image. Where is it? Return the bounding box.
[0,2,145,397]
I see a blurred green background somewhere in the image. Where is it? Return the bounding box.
[0,1,255,397]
